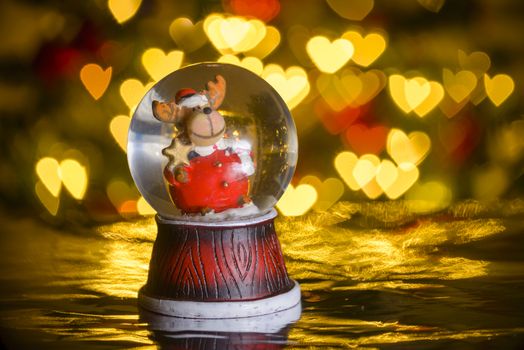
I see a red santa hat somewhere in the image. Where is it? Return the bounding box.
[175,88,208,108]
[175,88,197,103]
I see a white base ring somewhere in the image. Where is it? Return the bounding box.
[140,302,302,333]
[138,280,301,319]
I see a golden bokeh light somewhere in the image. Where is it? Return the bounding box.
[439,93,469,118]
[342,30,386,67]
[413,80,444,117]
[204,14,267,54]
[299,175,345,212]
[79,64,112,100]
[389,74,418,113]
[35,157,62,197]
[335,151,360,191]
[316,73,351,111]
[60,159,88,200]
[169,17,207,53]
[276,184,318,216]
[245,26,281,59]
[326,0,374,21]
[261,64,310,109]
[387,129,431,166]
[353,154,381,189]
[35,180,60,215]
[141,48,184,82]
[406,180,452,213]
[137,196,155,216]
[484,73,514,107]
[107,178,138,213]
[442,68,477,103]
[119,79,154,110]
[404,77,431,110]
[316,68,386,111]
[458,50,491,77]
[389,74,444,116]
[378,161,419,199]
[306,36,354,74]
[107,0,142,24]
[109,115,130,152]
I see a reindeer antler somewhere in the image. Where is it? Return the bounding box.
[152,100,184,124]
[205,75,226,110]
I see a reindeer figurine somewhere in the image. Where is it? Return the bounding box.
[152,75,255,215]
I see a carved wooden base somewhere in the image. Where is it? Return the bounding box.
[139,209,301,318]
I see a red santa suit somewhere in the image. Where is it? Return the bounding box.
[164,138,255,214]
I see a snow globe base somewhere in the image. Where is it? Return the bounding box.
[138,209,301,318]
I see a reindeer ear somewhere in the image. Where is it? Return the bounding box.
[152,100,182,123]
[206,75,226,109]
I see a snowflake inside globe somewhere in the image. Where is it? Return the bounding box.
[128,63,298,221]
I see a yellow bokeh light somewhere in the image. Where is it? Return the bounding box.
[79,63,112,100]
[413,80,444,117]
[389,74,443,116]
[334,151,360,191]
[137,196,156,216]
[169,17,207,53]
[60,159,88,200]
[107,178,137,213]
[109,115,130,152]
[326,0,374,21]
[316,74,351,111]
[306,36,354,74]
[35,180,60,215]
[404,77,431,110]
[107,0,142,24]
[353,155,380,188]
[484,73,514,107]
[380,162,419,199]
[342,31,386,67]
[335,151,420,199]
[119,78,154,110]
[261,64,310,110]
[387,129,431,166]
[443,68,477,103]
[276,184,318,216]
[141,48,184,82]
[35,157,61,197]
[458,50,491,77]
[407,181,452,213]
[300,175,345,211]
[317,68,385,110]
[204,14,266,54]
[245,26,281,59]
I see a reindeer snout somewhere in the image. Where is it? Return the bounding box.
[203,107,212,115]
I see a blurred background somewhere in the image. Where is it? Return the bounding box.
[1,0,524,225]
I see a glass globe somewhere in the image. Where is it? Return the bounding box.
[128,63,298,221]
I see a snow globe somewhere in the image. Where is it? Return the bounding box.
[128,63,300,318]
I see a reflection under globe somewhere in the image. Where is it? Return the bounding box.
[140,303,301,349]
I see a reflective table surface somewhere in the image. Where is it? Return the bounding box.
[1,200,524,349]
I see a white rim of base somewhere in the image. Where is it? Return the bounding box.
[139,280,301,319]
[157,208,277,228]
[140,302,301,333]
